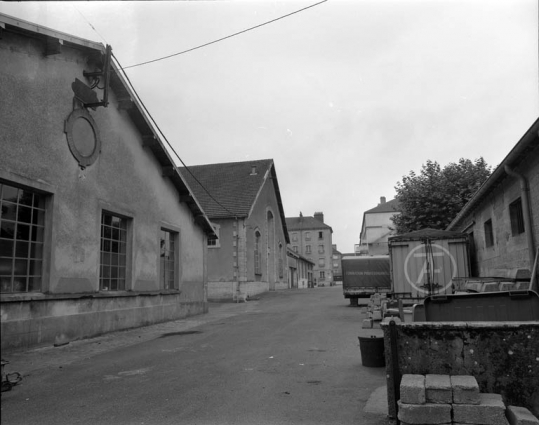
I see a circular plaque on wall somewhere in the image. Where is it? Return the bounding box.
[65,108,101,167]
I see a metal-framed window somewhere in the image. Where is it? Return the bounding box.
[509,198,525,236]
[0,182,45,293]
[100,211,128,291]
[160,229,177,289]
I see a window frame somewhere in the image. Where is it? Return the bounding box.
[208,223,220,248]
[484,218,494,248]
[160,227,179,290]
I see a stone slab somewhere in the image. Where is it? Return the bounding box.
[397,401,451,424]
[451,375,480,405]
[400,374,426,405]
[453,393,508,425]
[506,405,539,425]
[425,374,452,404]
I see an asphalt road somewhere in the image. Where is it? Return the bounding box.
[1,287,389,425]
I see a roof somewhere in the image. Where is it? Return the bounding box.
[0,13,216,237]
[364,198,400,214]
[447,118,539,230]
[286,216,333,232]
[179,159,290,243]
[286,247,315,265]
[389,228,468,242]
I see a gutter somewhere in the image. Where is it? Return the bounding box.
[504,165,536,281]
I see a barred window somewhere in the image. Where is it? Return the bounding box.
[0,182,45,293]
[100,212,128,291]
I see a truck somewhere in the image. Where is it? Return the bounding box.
[341,255,392,305]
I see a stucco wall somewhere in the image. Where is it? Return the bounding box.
[0,25,208,351]
[381,322,539,420]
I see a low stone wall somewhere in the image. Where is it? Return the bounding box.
[1,293,207,353]
[381,321,539,420]
[207,280,269,301]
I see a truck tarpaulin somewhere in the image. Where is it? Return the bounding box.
[342,255,391,301]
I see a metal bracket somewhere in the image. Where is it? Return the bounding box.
[81,44,112,108]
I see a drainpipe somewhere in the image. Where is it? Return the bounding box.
[504,165,536,288]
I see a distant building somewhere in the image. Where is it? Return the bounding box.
[179,159,290,300]
[359,197,400,255]
[287,247,315,289]
[286,212,333,286]
[332,245,343,285]
[447,118,539,289]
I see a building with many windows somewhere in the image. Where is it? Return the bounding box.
[180,159,290,300]
[286,212,333,286]
[0,15,216,352]
[331,245,343,285]
[447,118,539,289]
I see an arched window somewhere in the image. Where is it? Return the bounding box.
[254,230,262,275]
[278,243,284,278]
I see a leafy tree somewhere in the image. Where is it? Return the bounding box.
[391,158,491,234]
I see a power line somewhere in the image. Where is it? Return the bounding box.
[112,53,238,218]
[122,0,327,70]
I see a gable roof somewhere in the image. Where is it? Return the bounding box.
[0,13,216,237]
[365,198,400,214]
[447,117,539,231]
[179,159,290,243]
[286,216,333,232]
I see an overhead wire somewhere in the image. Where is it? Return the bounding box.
[121,0,327,69]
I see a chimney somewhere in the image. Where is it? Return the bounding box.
[380,196,386,205]
[314,212,324,223]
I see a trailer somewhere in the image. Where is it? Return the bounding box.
[341,255,391,305]
[388,228,470,302]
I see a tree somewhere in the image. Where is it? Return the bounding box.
[391,158,491,234]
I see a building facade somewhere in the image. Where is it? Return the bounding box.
[0,15,216,352]
[359,197,400,255]
[287,248,314,289]
[286,212,334,286]
[447,118,539,290]
[180,160,290,300]
[331,245,343,285]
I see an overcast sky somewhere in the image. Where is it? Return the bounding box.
[1,0,537,252]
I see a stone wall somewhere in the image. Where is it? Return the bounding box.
[381,321,539,420]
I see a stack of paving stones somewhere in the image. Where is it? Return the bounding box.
[397,374,539,425]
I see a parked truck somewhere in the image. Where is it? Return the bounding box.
[341,255,392,305]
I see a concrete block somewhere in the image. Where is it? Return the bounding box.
[453,393,508,425]
[506,405,539,425]
[362,318,373,329]
[425,374,452,404]
[397,401,451,424]
[451,375,480,405]
[400,374,426,405]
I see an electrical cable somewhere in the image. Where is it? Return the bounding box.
[112,53,237,218]
[122,0,327,70]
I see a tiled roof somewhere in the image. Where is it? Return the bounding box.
[286,216,333,232]
[179,159,273,219]
[365,198,400,214]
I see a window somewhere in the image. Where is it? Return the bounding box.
[208,223,220,247]
[278,243,284,278]
[292,233,298,242]
[254,231,262,275]
[306,245,311,254]
[333,262,339,268]
[318,258,325,267]
[0,182,45,293]
[160,229,176,289]
[484,219,494,248]
[318,231,323,239]
[318,245,324,254]
[293,246,298,252]
[100,212,128,291]
[333,255,338,260]
[320,271,325,280]
[305,231,311,241]
[509,198,525,236]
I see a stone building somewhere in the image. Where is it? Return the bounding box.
[286,213,334,286]
[0,15,216,351]
[179,159,289,300]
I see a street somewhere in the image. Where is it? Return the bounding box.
[1,287,389,425]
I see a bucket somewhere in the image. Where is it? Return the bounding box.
[358,336,386,367]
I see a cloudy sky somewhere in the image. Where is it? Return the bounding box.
[2,0,537,252]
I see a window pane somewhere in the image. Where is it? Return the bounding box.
[12,276,26,292]
[15,241,29,258]
[1,201,17,221]
[0,239,14,257]
[17,205,32,223]
[30,243,43,259]
[31,225,45,242]
[29,260,42,276]
[1,222,15,239]
[0,257,13,275]
[18,190,34,206]
[14,259,28,275]
[28,275,41,292]
[1,185,19,202]
[0,275,12,292]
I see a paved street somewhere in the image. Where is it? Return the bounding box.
[1,287,389,425]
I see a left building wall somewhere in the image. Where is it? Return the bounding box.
[0,17,211,352]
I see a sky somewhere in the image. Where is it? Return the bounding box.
[1,0,537,253]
